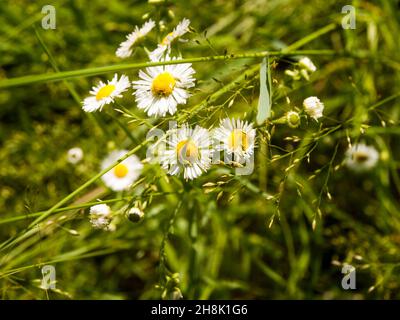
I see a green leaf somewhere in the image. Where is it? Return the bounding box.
[256,57,271,125]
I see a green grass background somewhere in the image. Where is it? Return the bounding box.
[1,0,400,299]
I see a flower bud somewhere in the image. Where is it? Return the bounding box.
[300,69,310,81]
[67,147,83,164]
[128,207,144,223]
[285,69,301,80]
[286,111,300,128]
[299,57,317,73]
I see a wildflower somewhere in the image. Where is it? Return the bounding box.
[297,57,316,80]
[149,18,190,61]
[132,55,195,117]
[345,143,379,172]
[67,147,83,164]
[299,57,317,73]
[89,204,112,230]
[286,111,300,128]
[160,124,212,180]
[303,96,324,120]
[116,19,156,58]
[82,74,130,112]
[127,207,144,223]
[101,150,143,191]
[213,118,256,164]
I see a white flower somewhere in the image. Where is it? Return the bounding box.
[303,96,324,120]
[299,57,317,73]
[132,55,195,117]
[160,124,212,180]
[67,147,83,164]
[345,143,379,172]
[213,118,256,164]
[116,19,156,58]
[82,74,130,112]
[101,150,143,191]
[89,204,112,230]
[149,18,190,61]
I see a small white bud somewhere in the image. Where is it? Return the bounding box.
[67,147,83,164]
[299,57,317,73]
[128,207,144,223]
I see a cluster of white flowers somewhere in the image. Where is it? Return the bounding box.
[97,117,256,190]
[80,18,380,232]
[82,19,194,118]
[161,118,256,180]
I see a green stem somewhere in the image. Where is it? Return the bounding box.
[283,23,337,52]
[0,191,179,225]
[116,104,154,129]
[368,92,400,111]
[0,50,337,89]
[179,64,260,123]
[159,200,183,285]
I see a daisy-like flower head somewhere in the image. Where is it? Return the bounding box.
[116,19,156,59]
[303,96,324,120]
[101,150,143,191]
[82,74,130,112]
[345,143,379,172]
[299,57,317,73]
[132,55,195,117]
[89,204,112,230]
[214,118,256,164]
[149,18,191,61]
[67,147,83,164]
[160,124,212,180]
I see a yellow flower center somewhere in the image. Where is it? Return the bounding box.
[96,84,116,101]
[161,32,174,45]
[228,129,249,151]
[151,72,176,97]
[176,140,199,163]
[354,152,369,163]
[114,163,129,178]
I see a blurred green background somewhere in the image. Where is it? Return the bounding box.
[1,0,400,299]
